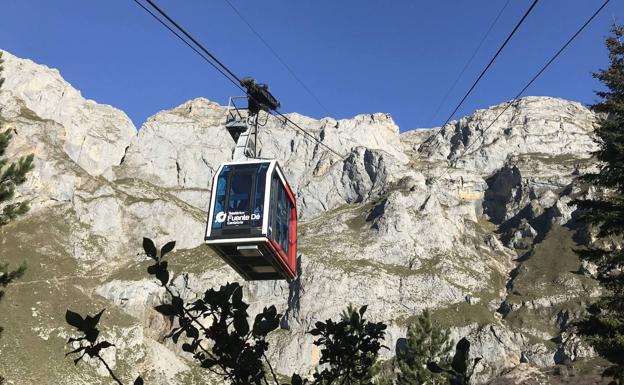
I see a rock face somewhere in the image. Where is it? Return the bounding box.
[0,50,603,385]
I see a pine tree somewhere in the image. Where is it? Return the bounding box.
[574,24,624,384]
[0,50,33,385]
[397,310,453,385]
[0,51,34,226]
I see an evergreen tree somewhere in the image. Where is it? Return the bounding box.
[397,310,453,385]
[0,51,34,226]
[0,50,34,384]
[574,24,624,384]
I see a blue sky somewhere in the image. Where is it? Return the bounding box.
[1,1,621,131]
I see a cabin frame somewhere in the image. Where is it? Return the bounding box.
[205,159,297,280]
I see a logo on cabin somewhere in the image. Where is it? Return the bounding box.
[224,211,261,225]
[215,211,227,223]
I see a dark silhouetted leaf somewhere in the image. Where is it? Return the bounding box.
[232,285,243,304]
[201,358,217,368]
[451,337,470,375]
[172,295,183,314]
[85,328,100,344]
[84,308,105,329]
[155,304,175,316]
[65,310,85,330]
[233,313,249,336]
[427,361,446,374]
[155,263,169,286]
[143,237,157,260]
[160,241,176,258]
[96,341,114,350]
[134,376,144,385]
[186,326,199,339]
[172,328,184,344]
[350,310,360,326]
[291,373,303,385]
[182,343,195,353]
[147,263,158,275]
[359,305,368,316]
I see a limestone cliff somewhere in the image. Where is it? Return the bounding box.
[0,51,602,385]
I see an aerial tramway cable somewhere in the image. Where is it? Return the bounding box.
[222,0,332,117]
[431,0,612,184]
[131,0,245,93]
[427,0,540,148]
[427,0,512,126]
[132,0,347,159]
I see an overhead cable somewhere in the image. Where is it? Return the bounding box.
[429,0,540,146]
[222,0,333,117]
[434,0,612,182]
[427,0,512,125]
[132,0,347,159]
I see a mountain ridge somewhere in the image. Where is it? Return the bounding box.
[0,50,604,385]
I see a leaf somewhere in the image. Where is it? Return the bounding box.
[84,309,105,329]
[65,310,85,331]
[290,373,303,385]
[143,237,157,260]
[186,326,199,340]
[426,361,446,374]
[160,241,176,258]
[232,285,243,305]
[134,377,144,385]
[147,263,158,275]
[451,337,470,375]
[85,328,100,344]
[95,341,114,350]
[182,343,195,353]
[172,295,183,315]
[155,263,169,286]
[172,328,184,344]
[266,305,277,319]
[233,313,250,336]
[359,305,368,316]
[155,304,175,316]
[350,310,360,326]
[200,358,217,368]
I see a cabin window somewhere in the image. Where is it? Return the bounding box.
[268,176,277,238]
[252,164,268,227]
[269,176,293,257]
[225,171,254,226]
[212,166,231,229]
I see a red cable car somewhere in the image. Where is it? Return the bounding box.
[205,160,297,280]
[205,80,297,280]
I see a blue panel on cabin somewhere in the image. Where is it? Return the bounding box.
[212,166,231,230]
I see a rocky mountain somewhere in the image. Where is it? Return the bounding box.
[0,50,605,385]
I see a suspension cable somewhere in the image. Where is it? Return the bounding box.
[431,0,612,183]
[222,0,332,117]
[426,0,540,147]
[131,0,245,93]
[132,0,347,159]
[427,0,512,126]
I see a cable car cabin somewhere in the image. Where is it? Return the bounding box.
[205,160,297,281]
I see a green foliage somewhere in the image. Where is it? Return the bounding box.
[425,338,480,385]
[306,305,387,385]
[65,238,390,385]
[396,310,453,385]
[0,52,34,225]
[65,308,141,385]
[65,238,388,385]
[572,24,624,385]
[0,51,33,384]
